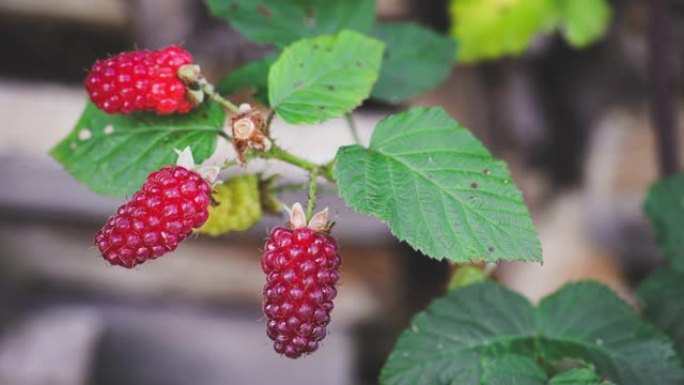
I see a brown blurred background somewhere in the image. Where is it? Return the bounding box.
[0,0,683,384]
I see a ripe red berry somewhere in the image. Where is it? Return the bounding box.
[94,166,212,268]
[261,221,341,359]
[85,46,195,115]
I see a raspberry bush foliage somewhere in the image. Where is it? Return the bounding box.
[49,0,684,382]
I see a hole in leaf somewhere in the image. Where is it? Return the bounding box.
[327,85,335,91]
[257,4,272,18]
[470,182,478,189]
[318,105,325,110]
[78,128,92,141]
[483,168,490,175]
[488,246,495,253]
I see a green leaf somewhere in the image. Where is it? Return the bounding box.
[638,268,684,363]
[380,282,538,385]
[549,366,614,385]
[644,174,684,270]
[555,0,611,47]
[268,30,384,124]
[449,0,557,63]
[205,0,375,48]
[50,101,224,197]
[371,22,456,104]
[482,355,548,385]
[334,107,541,263]
[217,55,277,106]
[536,282,683,385]
[381,281,684,385]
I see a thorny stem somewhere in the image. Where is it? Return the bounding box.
[202,83,240,113]
[306,168,319,221]
[345,113,362,145]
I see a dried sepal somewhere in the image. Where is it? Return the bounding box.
[174,146,220,184]
[286,203,307,229]
[285,203,334,233]
[308,207,330,232]
[230,103,268,164]
[177,64,205,105]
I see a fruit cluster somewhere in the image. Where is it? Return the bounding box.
[87,46,340,359]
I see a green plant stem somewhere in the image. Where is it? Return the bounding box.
[202,83,240,113]
[306,169,319,221]
[260,143,335,182]
[345,113,362,145]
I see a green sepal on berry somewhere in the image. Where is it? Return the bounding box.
[197,174,263,236]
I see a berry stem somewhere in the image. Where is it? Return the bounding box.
[344,113,362,145]
[201,83,240,113]
[306,169,319,221]
[260,143,335,183]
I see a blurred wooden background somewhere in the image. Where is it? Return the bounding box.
[0,0,683,384]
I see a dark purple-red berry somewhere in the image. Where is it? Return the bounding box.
[94,166,211,268]
[261,224,341,358]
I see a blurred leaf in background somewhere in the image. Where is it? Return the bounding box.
[205,0,375,48]
[638,268,684,364]
[218,55,277,106]
[371,22,456,104]
[644,174,684,271]
[449,0,612,63]
[555,0,612,47]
